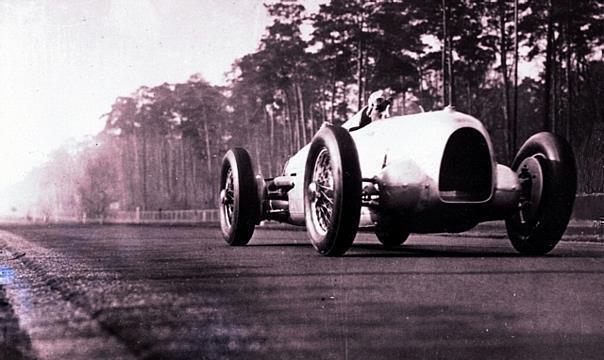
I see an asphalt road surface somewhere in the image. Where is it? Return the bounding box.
[1,224,604,359]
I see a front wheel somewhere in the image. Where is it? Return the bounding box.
[219,148,259,246]
[505,132,576,255]
[304,125,362,256]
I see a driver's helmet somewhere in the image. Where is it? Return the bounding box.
[366,90,392,119]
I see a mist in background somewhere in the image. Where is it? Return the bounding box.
[0,0,284,210]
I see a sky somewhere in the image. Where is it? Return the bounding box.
[0,0,323,193]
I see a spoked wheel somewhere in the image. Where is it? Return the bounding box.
[505,132,577,255]
[219,148,259,246]
[304,125,361,256]
[308,148,334,235]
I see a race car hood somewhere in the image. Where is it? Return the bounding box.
[286,108,494,181]
[349,107,495,184]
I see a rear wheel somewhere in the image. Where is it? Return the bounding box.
[304,125,361,256]
[219,148,259,246]
[505,132,576,255]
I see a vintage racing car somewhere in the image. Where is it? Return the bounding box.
[219,105,576,256]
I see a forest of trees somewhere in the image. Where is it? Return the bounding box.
[18,0,604,218]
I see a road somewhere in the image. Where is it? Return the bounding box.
[1,224,604,359]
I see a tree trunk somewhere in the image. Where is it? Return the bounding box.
[467,81,472,115]
[499,0,511,161]
[309,105,315,136]
[418,57,424,110]
[168,138,175,206]
[291,84,300,149]
[164,138,172,206]
[441,0,448,106]
[266,106,274,176]
[565,0,572,142]
[180,137,188,208]
[296,82,307,145]
[172,139,178,206]
[512,0,519,153]
[285,91,298,151]
[130,134,138,209]
[357,39,364,111]
[320,85,328,124]
[254,129,261,174]
[281,104,292,157]
[204,125,213,204]
[159,137,165,206]
[447,3,454,106]
[192,154,198,206]
[203,116,212,183]
[152,134,159,208]
[330,65,337,123]
[552,32,559,134]
[292,83,304,148]
[543,1,555,131]
[141,128,148,210]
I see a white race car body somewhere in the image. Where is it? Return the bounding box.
[220,103,575,255]
[280,107,519,233]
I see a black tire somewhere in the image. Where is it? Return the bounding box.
[304,125,362,256]
[219,148,259,246]
[505,132,577,255]
[375,220,410,248]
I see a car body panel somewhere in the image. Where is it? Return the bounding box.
[279,107,519,232]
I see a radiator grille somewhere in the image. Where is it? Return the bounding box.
[439,128,492,202]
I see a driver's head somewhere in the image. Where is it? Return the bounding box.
[366,90,392,120]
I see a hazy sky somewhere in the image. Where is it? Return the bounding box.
[0,0,323,191]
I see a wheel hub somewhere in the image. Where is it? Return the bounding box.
[220,189,228,204]
[310,148,334,236]
[307,182,319,201]
[222,168,235,227]
[516,156,544,225]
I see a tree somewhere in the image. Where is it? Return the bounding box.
[17,0,604,219]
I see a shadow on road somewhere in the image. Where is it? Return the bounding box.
[250,241,604,259]
[348,243,523,258]
[248,242,311,248]
[349,243,604,259]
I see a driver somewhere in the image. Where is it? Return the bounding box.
[341,90,392,132]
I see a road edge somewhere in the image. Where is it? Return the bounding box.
[0,230,137,360]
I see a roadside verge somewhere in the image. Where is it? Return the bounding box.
[0,231,136,360]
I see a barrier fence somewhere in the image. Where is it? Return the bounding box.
[0,209,220,225]
[133,209,220,224]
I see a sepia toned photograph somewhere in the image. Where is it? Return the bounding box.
[1,0,603,359]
